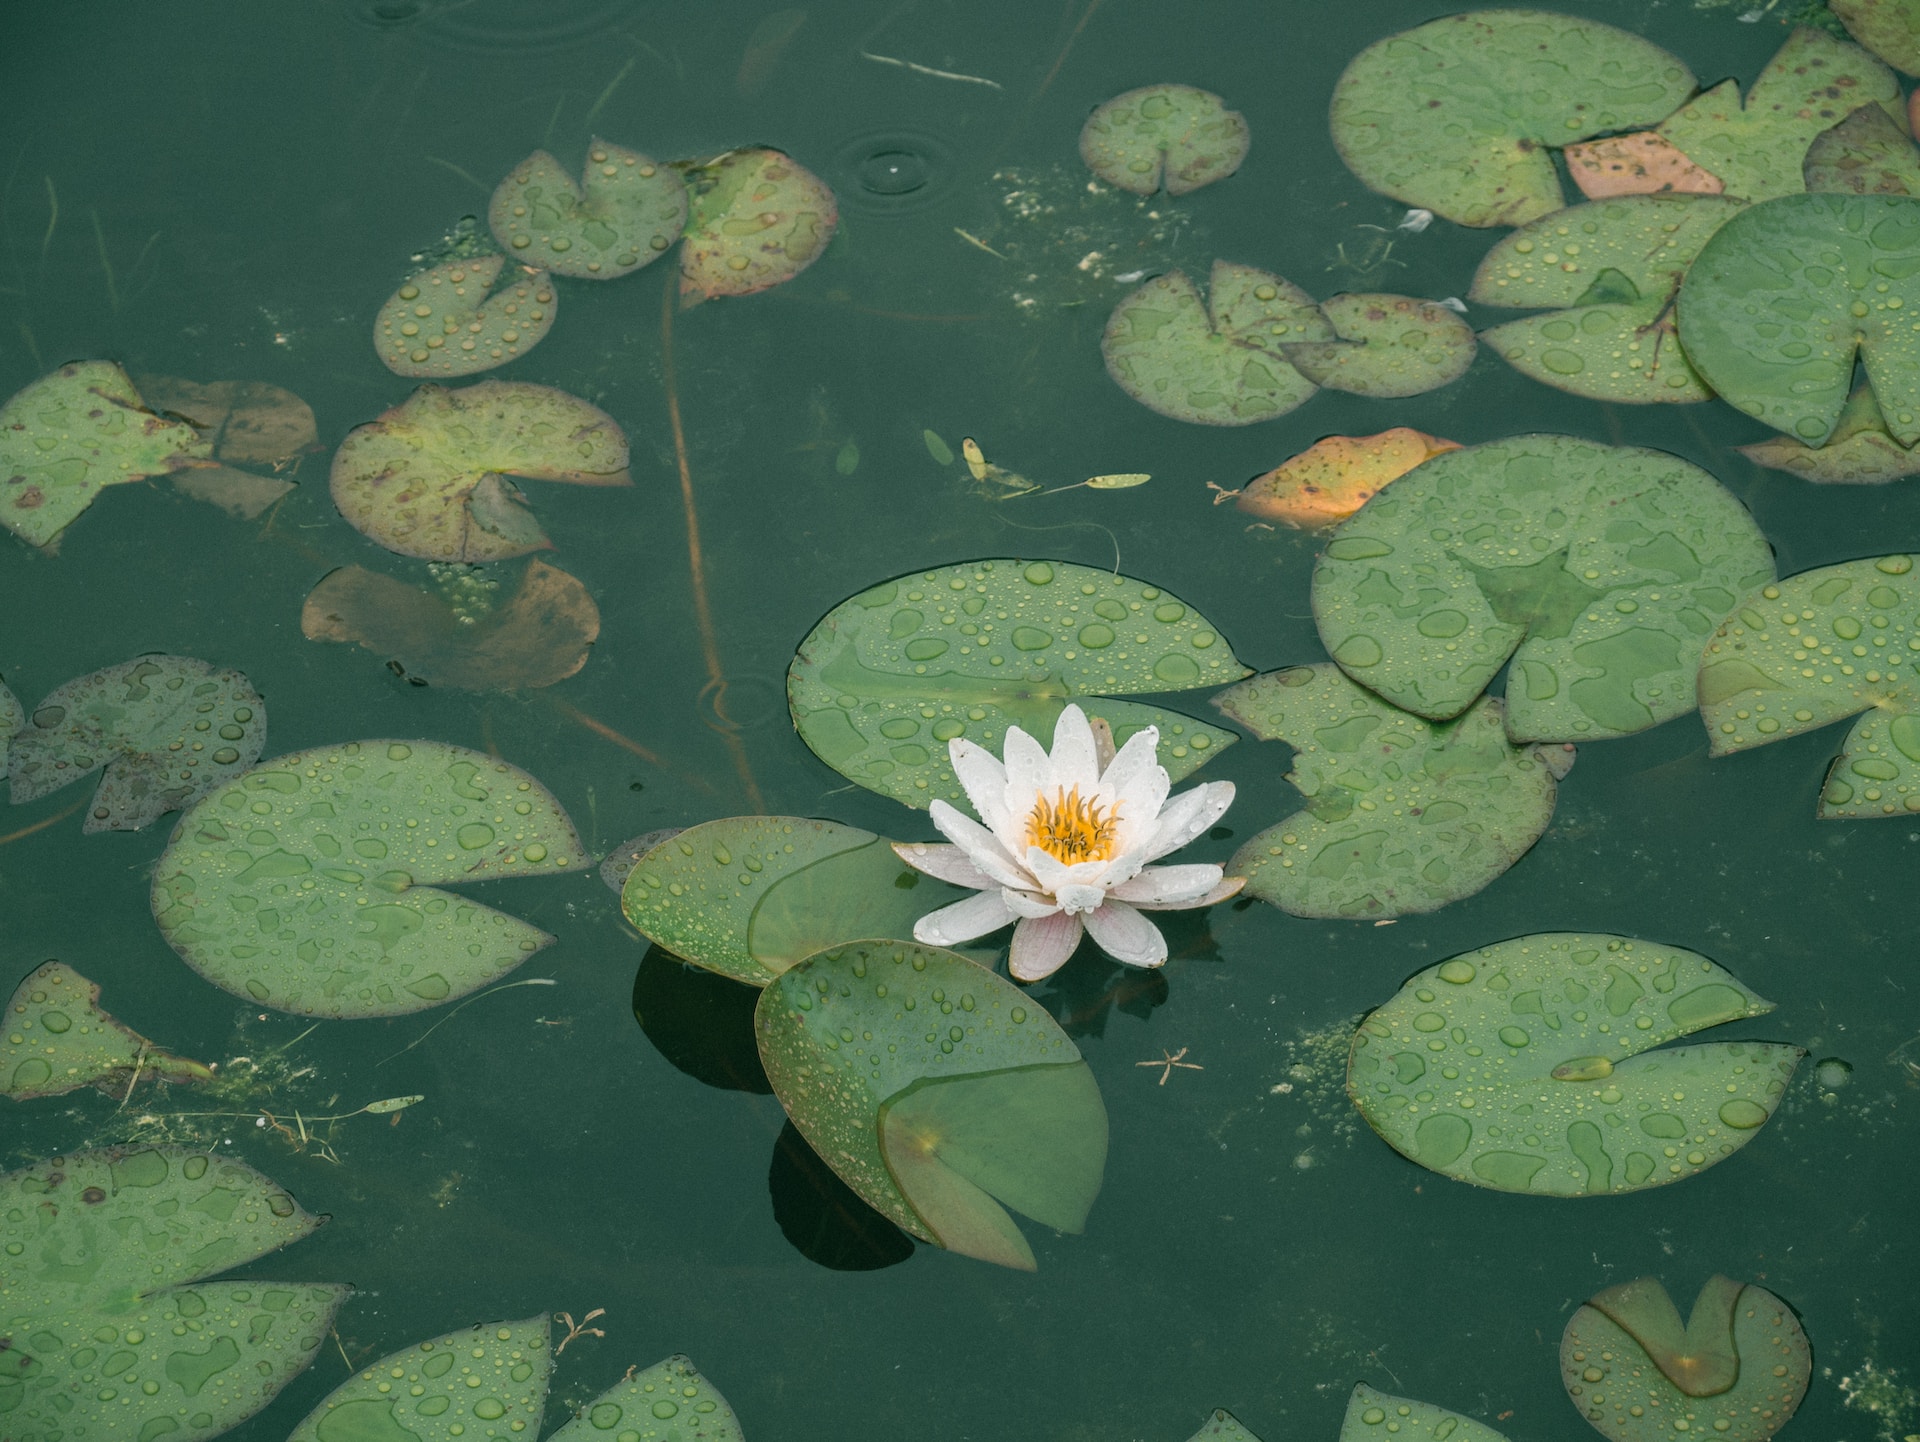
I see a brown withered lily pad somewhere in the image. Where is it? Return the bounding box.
[1238,428,1459,529]
[1564,132,1725,200]
[138,377,317,465]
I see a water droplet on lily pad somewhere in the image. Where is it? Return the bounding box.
[374,254,557,378]
[678,147,837,305]
[287,1316,551,1442]
[1803,102,1920,197]
[3,961,213,1100]
[1078,84,1249,197]
[1831,0,1920,76]
[1282,293,1477,398]
[545,1354,743,1442]
[1341,1384,1510,1442]
[489,137,686,281]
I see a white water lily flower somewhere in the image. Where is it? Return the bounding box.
[892,704,1242,982]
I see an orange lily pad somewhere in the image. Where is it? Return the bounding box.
[374,255,556,378]
[679,148,837,305]
[1237,428,1459,529]
[1564,132,1724,200]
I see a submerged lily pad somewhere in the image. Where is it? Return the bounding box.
[787,559,1245,809]
[1680,193,1920,445]
[1219,666,1565,919]
[1078,84,1250,196]
[755,941,1107,1271]
[1329,11,1696,228]
[490,138,686,280]
[0,361,210,550]
[547,1355,743,1442]
[138,375,318,465]
[288,1316,551,1442]
[1564,132,1726,200]
[1738,381,1920,483]
[680,148,837,304]
[1471,196,1747,403]
[330,380,630,561]
[1312,434,1775,740]
[1831,0,1920,76]
[8,655,267,832]
[374,254,557,378]
[1102,263,1331,425]
[0,1146,347,1442]
[3,960,213,1100]
[1562,1276,1811,1442]
[151,739,588,1018]
[1349,933,1801,1195]
[1281,293,1477,398]
[1803,103,1920,195]
[0,678,19,750]
[1342,1385,1510,1442]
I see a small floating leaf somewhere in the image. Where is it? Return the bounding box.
[287,1316,552,1442]
[1341,1385,1510,1442]
[2,960,213,1100]
[1078,84,1250,196]
[361,1094,424,1113]
[9,655,266,833]
[547,1355,743,1442]
[1282,292,1477,398]
[1236,428,1458,529]
[923,429,954,465]
[1831,0,1920,76]
[374,254,557,378]
[1803,103,1920,195]
[1563,132,1725,200]
[679,147,837,304]
[1185,1412,1264,1442]
[137,375,317,465]
[601,826,684,894]
[1737,382,1920,483]
[1084,472,1150,489]
[489,137,686,280]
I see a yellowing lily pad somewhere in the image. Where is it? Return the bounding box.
[1564,131,1725,200]
[489,137,686,280]
[680,147,837,304]
[1803,102,1920,195]
[1237,429,1459,529]
[330,380,629,561]
[3,960,213,1100]
[287,1317,552,1442]
[1078,84,1250,196]
[1832,0,1920,75]
[1738,381,1920,483]
[151,739,588,1017]
[1342,1385,1510,1442]
[1102,262,1331,425]
[374,254,557,378]
[1281,293,1477,398]
[1350,934,1802,1194]
[546,1355,743,1442]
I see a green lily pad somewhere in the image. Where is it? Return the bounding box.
[287,1316,552,1442]
[489,137,686,280]
[330,380,630,562]
[787,559,1246,809]
[1312,434,1776,740]
[1803,102,1920,195]
[1186,1411,1264,1441]
[3,960,213,1100]
[0,361,210,550]
[8,655,266,832]
[755,941,1107,1270]
[1218,665,1565,920]
[1562,1276,1811,1442]
[374,254,557,378]
[1329,11,1696,228]
[548,1355,743,1442]
[621,816,964,986]
[0,1146,347,1442]
[0,678,20,750]
[1282,293,1477,399]
[1831,0,1920,76]
[1078,84,1250,196]
[151,739,588,1018]
[1348,933,1802,1195]
[1342,1385,1510,1442]
[1738,381,1920,483]
[679,148,837,305]
[1471,196,1747,403]
[1101,262,1332,425]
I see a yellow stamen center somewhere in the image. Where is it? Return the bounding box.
[1026,786,1120,865]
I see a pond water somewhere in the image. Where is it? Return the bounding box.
[2,2,1917,1441]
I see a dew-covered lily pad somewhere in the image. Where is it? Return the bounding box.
[1564,132,1725,200]
[547,1354,743,1442]
[151,739,588,1017]
[3,960,213,1100]
[1738,381,1920,483]
[1185,1411,1264,1441]
[1329,11,1696,228]
[679,148,837,305]
[0,1146,347,1442]
[1342,1384,1510,1442]
[1313,434,1775,741]
[1237,429,1459,529]
[1562,1276,1811,1442]
[1679,193,1920,446]
[375,254,557,378]
[9,655,266,832]
[330,380,630,561]
[1349,933,1802,1195]
[1803,103,1920,196]
[1078,84,1250,196]
[489,138,686,280]
[787,559,1245,809]
[1832,0,1920,76]
[0,361,210,550]
[1281,293,1477,398]
[1471,196,1747,403]
[1102,263,1331,425]
[287,1316,551,1442]
[755,941,1107,1271]
[1219,666,1565,919]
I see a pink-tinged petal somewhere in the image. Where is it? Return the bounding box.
[929,800,1035,891]
[949,739,1015,837]
[1054,881,1108,915]
[1082,900,1168,967]
[1009,911,1083,981]
[1107,862,1224,906]
[1002,888,1062,920]
[1134,875,1245,911]
[913,889,1017,947]
[891,841,999,890]
[1047,704,1101,791]
[1141,780,1236,862]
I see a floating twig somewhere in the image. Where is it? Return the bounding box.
[555,1309,607,1355]
[859,51,1002,89]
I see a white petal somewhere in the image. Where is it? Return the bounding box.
[1107,863,1224,906]
[1025,846,1117,896]
[1054,881,1108,915]
[1141,780,1236,863]
[949,739,1014,837]
[1001,723,1051,824]
[912,889,1017,947]
[1009,911,1083,981]
[1047,704,1101,791]
[891,842,999,890]
[1102,729,1170,855]
[1082,900,1168,967]
[929,800,1035,891]
[1002,888,1062,919]
[1135,875,1246,911]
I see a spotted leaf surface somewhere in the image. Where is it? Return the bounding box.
[3,961,212,1100]
[1281,293,1476,398]
[679,148,836,304]
[489,138,686,280]
[1803,103,1920,196]
[374,254,557,378]
[1078,84,1249,196]
[787,559,1245,809]
[1832,0,1920,75]
[547,1355,743,1442]
[287,1317,552,1442]
[1312,434,1775,740]
[1341,1385,1510,1442]
[1349,934,1801,1195]
[1237,429,1460,530]
[1219,666,1563,920]
[151,740,587,1018]
[1737,382,1920,483]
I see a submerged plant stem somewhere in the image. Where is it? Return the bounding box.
[0,796,86,846]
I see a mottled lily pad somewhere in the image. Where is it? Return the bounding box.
[1281,293,1477,398]
[330,380,629,562]
[1564,132,1725,200]
[1186,1411,1264,1441]
[1329,11,1696,228]
[0,1147,347,1442]
[1803,103,1920,195]
[680,148,837,304]
[9,655,266,832]
[1238,429,1459,530]
[3,960,213,1100]
[1738,382,1920,483]
[138,375,317,465]
[1562,1276,1811,1442]
[0,361,210,550]
[755,941,1106,1271]
[1832,0,1920,76]
[1102,263,1331,425]
[374,255,557,378]
[489,138,686,280]
[287,1317,551,1442]
[1312,435,1775,740]
[1342,1385,1510,1442]
[1219,666,1565,919]
[1078,84,1250,196]
[1349,933,1802,1195]
[1679,193,1920,446]
[1471,197,1747,403]
[151,739,588,1018]
[787,559,1245,809]
[548,1355,743,1442]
